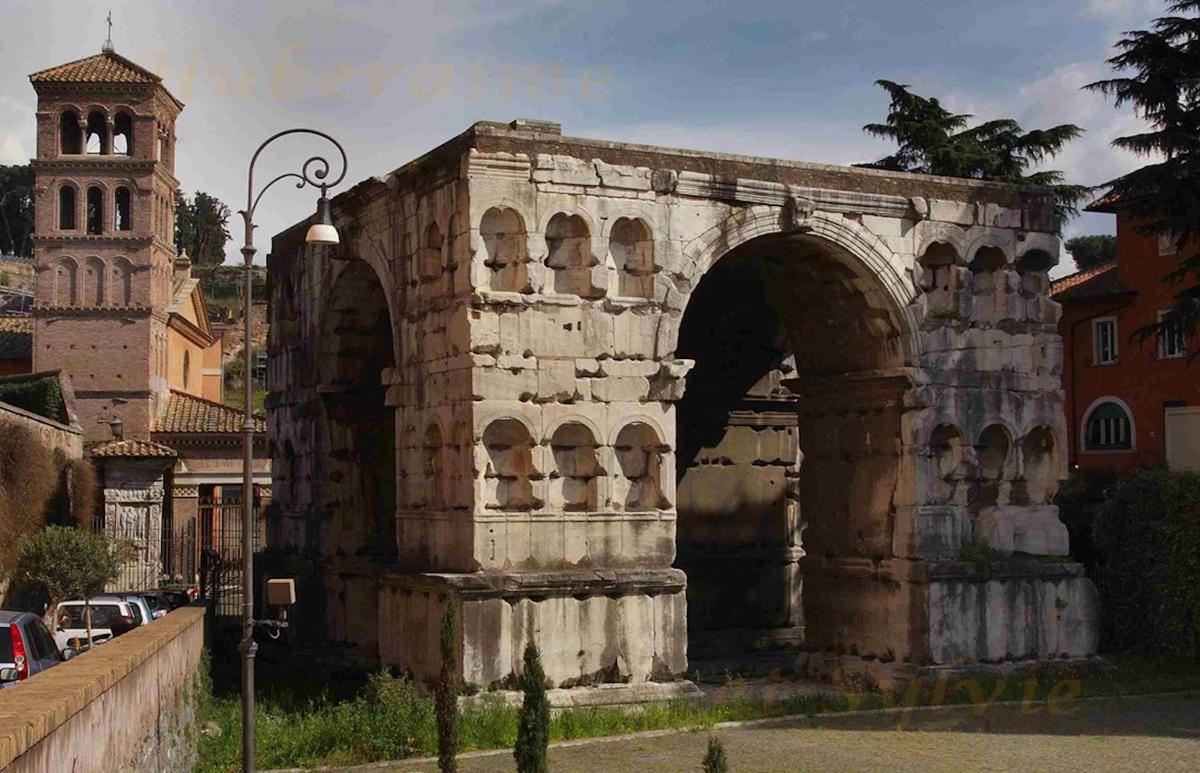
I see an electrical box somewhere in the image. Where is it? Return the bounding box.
[266,578,296,607]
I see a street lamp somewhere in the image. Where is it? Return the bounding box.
[237,129,346,772]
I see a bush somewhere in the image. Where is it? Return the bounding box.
[0,422,65,583]
[514,644,549,773]
[703,735,729,773]
[1093,468,1200,657]
[1057,467,1119,574]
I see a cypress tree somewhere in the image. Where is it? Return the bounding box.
[436,605,459,773]
[513,642,550,773]
[702,735,729,773]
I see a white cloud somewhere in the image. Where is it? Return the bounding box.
[0,134,28,164]
[1080,0,1159,20]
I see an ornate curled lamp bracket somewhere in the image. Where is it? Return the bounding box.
[239,128,348,246]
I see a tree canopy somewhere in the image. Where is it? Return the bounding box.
[17,526,118,627]
[1065,234,1117,271]
[0,164,34,257]
[861,80,1087,226]
[1086,0,1200,339]
[175,190,232,265]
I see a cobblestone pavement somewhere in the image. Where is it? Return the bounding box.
[348,694,1200,773]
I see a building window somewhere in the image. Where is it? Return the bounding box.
[1158,232,1179,256]
[1093,317,1118,365]
[58,186,76,230]
[113,112,133,156]
[86,187,104,234]
[115,187,131,231]
[59,110,81,154]
[183,350,190,390]
[1085,400,1134,451]
[85,110,107,155]
[1159,310,1186,359]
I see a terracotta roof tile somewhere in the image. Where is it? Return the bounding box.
[29,51,161,84]
[89,439,177,458]
[0,316,31,334]
[0,316,31,360]
[1051,262,1124,301]
[154,390,265,434]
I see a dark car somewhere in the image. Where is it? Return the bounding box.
[133,590,173,619]
[0,611,76,687]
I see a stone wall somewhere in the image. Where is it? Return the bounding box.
[0,398,83,459]
[0,606,205,773]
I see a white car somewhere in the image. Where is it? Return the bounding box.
[52,600,140,650]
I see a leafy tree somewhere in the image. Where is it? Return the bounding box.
[0,164,34,257]
[1065,234,1117,270]
[861,80,1087,226]
[703,735,730,773]
[1086,0,1200,339]
[513,643,550,773]
[175,190,232,265]
[436,605,459,773]
[17,525,119,645]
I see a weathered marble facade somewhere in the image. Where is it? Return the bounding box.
[268,119,1098,690]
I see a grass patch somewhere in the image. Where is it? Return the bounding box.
[195,652,1199,772]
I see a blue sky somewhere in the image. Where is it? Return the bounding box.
[0,0,1163,272]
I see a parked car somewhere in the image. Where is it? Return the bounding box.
[106,594,154,625]
[1,611,77,686]
[162,589,193,609]
[53,600,139,651]
[132,590,172,619]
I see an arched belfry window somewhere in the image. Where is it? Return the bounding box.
[113,112,133,156]
[1085,400,1133,451]
[59,186,76,230]
[85,111,108,155]
[59,110,81,154]
[115,187,132,231]
[86,187,104,234]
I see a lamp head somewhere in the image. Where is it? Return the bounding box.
[305,193,339,245]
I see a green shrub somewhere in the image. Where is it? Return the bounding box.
[703,735,729,773]
[16,525,119,634]
[1093,467,1200,656]
[0,375,66,423]
[1057,467,1119,573]
[514,643,550,773]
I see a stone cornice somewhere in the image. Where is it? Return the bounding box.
[33,158,157,174]
[33,304,153,318]
[166,311,216,348]
[32,234,153,249]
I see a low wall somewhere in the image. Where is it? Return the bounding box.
[0,605,205,772]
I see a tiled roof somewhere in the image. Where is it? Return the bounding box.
[1051,262,1129,302]
[154,390,265,434]
[29,51,162,84]
[89,438,177,458]
[0,316,31,360]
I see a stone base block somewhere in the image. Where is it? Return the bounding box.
[975,505,1069,556]
[462,680,703,711]
[378,568,688,690]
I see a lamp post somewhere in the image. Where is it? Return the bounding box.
[238,129,346,773]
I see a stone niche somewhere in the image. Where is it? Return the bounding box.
[267,120,1098,693]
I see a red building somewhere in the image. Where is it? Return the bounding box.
[1053,200,1199,472]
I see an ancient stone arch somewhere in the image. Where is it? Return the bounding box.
[268,120,1097,692]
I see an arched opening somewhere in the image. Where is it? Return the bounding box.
[1018,426,1057,505]
[59,110,81,154]
[115,187,132,231]
[971,425,1013,510]
[969,245,1011,324]
[112,257,133,305]
[549,422,601,512]
[59,186,77,230]
[83,256,105,306]
[675,230,909,661]
[482,418,537,510]
[182,350,191,390]
[54,258,77,306]
[113,112,133,156]
[316,260,398,558]
[928,423,967,505]
[419,222,443,283]
[85,110,108,155]
[612,422,666,511]
[546,213,599,297]
[86,186,104,234]
[479,206,528,292]
[423,424,445,510]
[609,218,656,299]
[1084,399,1133,451]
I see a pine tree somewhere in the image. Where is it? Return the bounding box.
[513,643,550,773]
[435,605,459,773]
[1086,0,1200,340]
[862,80,1087,226]
[702,735,729,773]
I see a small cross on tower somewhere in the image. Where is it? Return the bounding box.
[102,11,114,53]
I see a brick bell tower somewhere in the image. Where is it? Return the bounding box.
[29,31,184,442]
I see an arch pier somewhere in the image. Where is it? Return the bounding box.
[268,120,1098,695]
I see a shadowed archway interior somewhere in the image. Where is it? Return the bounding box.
[675,232,907,659]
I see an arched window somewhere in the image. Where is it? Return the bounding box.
[111,257,133,305]
[54,258,77,306]
[613,422,666,511]
[85,110,108,155]
[183,350,191,390]
[113,112,133,156]
[115,187,131,231]
[546,213,598,297]
[83,256,105,306]
[58,186,76,230]
[970,424,1012,509]
[420,222,443,281]
[86,187,104,234]
[479,207,528,292]
[1085,401,1133,450]
[59,110,81,154]
[927,423,966,505]
[482,418,537,510]
[609,218,655,299]
[550,423,601,511]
